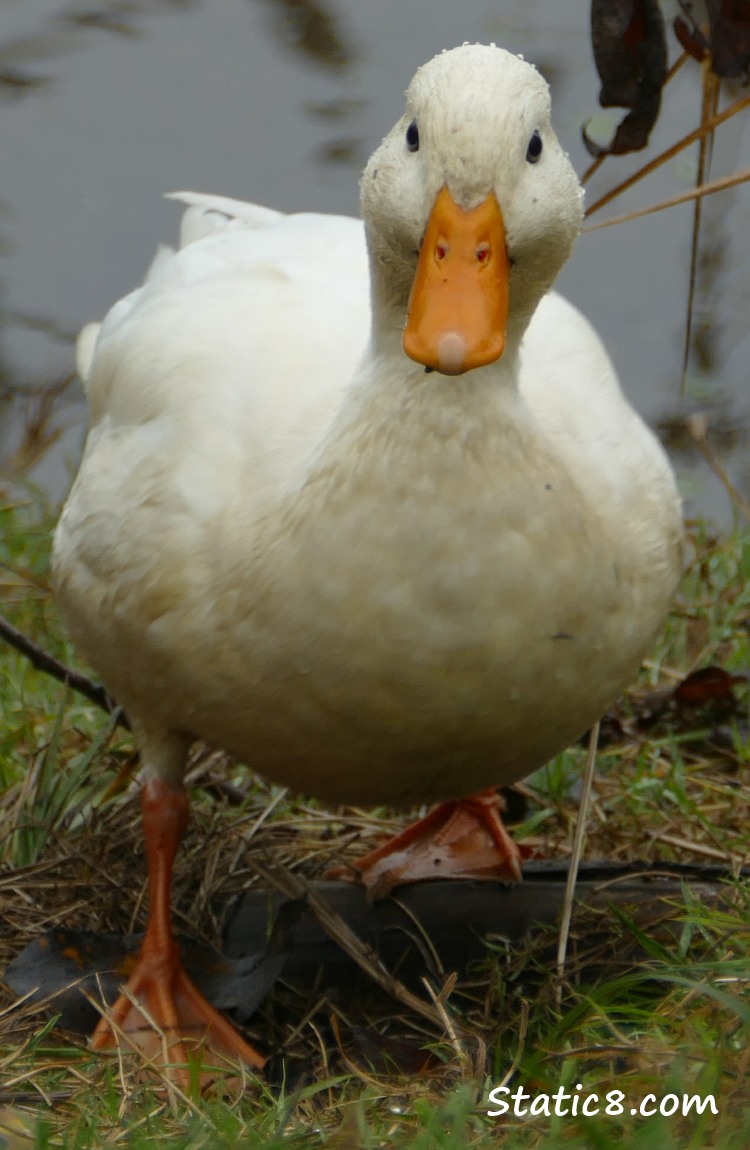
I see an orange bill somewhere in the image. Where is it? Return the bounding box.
[403,186,509,376]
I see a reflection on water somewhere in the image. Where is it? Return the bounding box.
[255,0,355,69]
[0,0,748,521]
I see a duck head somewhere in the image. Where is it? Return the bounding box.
[360,44,585,375]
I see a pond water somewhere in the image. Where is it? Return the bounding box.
[0,0,748,521]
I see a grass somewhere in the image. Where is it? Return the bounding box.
[1,488,750,1148]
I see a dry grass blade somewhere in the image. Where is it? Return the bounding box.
[584,90,750,218]
[556,720,600,999]
[664,47,689,84]
[420,973,472,1073]
[680,66,721,394]
[580,153,606,186]
[389,893,445,975]
[3,374,75,476]
[582,165,750,232]
[249,859,450,1033]
[650,830,744,866]
[491,998,529,1094]
[687,414,750,522]
[328,1013,384,1090]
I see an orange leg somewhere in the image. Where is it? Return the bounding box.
[332,788,524,898]
[91,778,265,1088]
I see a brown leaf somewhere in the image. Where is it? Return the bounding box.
[673,15,710,61]
[673,665,745,707]
[708,0,750,78]
[343,1023,439,1075]
[629,665,746,738]
[587,0,668,154]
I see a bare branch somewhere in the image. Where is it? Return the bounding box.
[0,613,129,729]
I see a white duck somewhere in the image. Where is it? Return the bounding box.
[53,44,682,1079]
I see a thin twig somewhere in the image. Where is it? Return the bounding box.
[556,720,600,1002]
[0,612,129,729]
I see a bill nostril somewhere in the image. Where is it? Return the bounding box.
[435,240,492,265]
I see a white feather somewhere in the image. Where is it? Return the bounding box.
[54,44,682,807]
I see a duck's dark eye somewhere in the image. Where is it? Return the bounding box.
[406,119,420,152]
[526,130,543,164]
